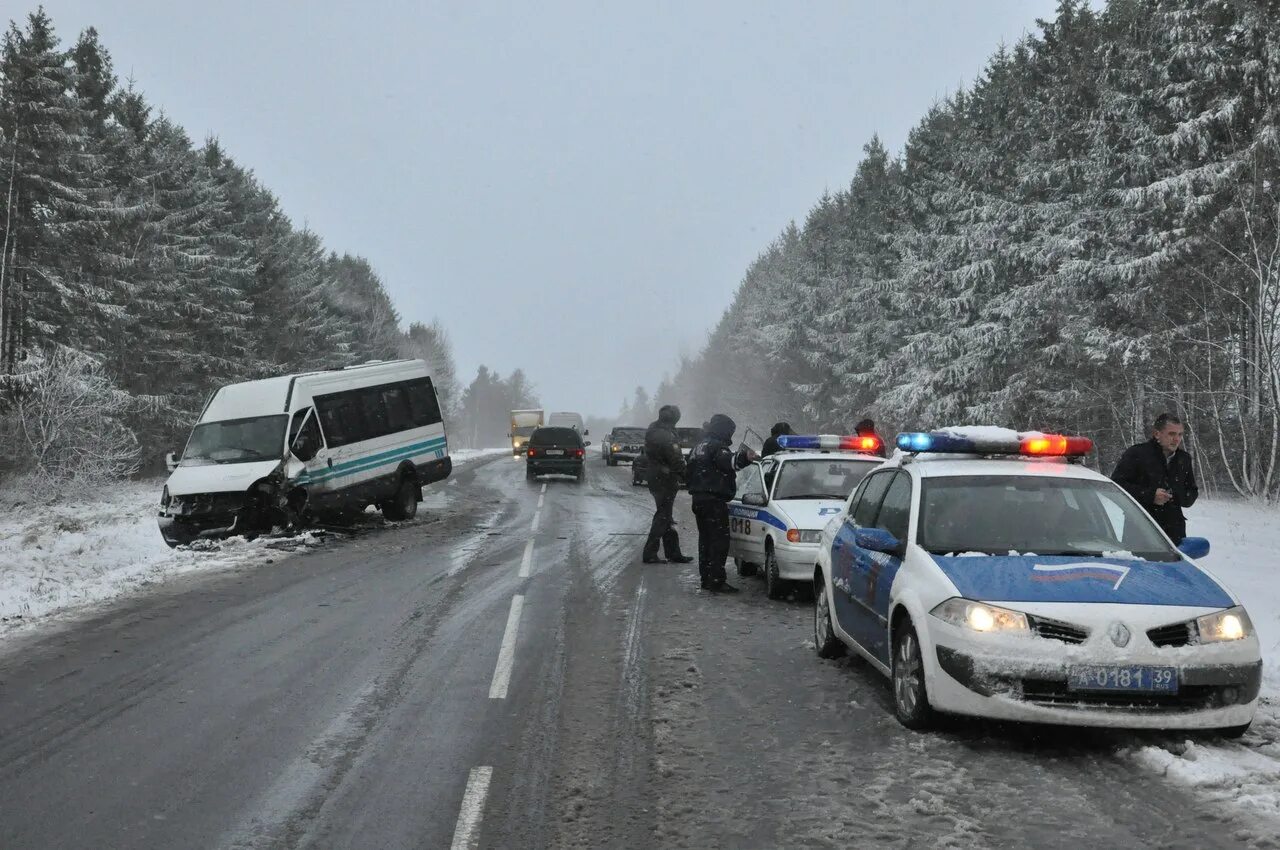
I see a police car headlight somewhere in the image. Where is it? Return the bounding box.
[1195,607,1252,643]
[931,598,1030,635]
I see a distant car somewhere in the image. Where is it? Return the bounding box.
[813,427,1260,736]
[603,426,646,466]
[526,426,587,483]
[729,436,883,599]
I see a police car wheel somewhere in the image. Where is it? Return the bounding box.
[813,580,845,659]
[765,547,785,600]
[735,558,757,577]
[892,622,935,730]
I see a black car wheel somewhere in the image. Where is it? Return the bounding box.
[814,578,845,659]
[735,557,757,577]
[764,545,786,600]
[526,466,537,481]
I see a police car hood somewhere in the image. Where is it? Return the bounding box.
[166,460,282,497]
[773,499,845,531]
[930,553,1234,608]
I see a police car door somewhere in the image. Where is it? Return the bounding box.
[852,472,912,664]
[832,470,893,652]
[729,463,767,565]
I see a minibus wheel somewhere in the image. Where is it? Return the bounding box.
[383,475,418,521]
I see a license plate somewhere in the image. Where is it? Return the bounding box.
[545,449,564,456]
[1067,665,1178,693]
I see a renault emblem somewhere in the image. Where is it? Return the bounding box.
[1109,622,1131,648]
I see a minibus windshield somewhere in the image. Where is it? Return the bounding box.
[181,415,288,466]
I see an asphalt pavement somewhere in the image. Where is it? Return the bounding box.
[0,455,1266,848]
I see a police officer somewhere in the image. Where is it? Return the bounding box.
[641,404,693,564]
[761,422,792,458]
[686,413,758,592]
[1111,412,1199,543]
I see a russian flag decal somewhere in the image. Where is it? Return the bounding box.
[1031,562,1131,590]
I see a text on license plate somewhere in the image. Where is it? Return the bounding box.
[1067,665,1178,692]
[545,449,564,456]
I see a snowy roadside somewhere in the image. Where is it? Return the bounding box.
[0,448,509,640]
[1121,498,1280,833]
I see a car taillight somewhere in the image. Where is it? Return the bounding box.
[574,449,585,458]
[528,448,537,457]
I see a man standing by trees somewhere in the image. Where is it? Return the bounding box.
[641,404,693,565]
[1111,413,1199,544]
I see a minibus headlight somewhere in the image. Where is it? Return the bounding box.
[161,486,171,509]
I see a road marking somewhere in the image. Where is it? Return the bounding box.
[489,595,525,699]
[519,540,534,578]
[450,766,493,850]
[531,509,540,533]
[537,493,545,509]
[540,483,547,495]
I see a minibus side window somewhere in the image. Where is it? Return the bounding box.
[360,387,391,439]
[382,386,412,433]
[405,378,442,427]
[316,392,369,448]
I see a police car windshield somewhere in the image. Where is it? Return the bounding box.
[530,427,583,446]
[774,458,874,500]
[182,415,288,466]
[919,475,1180,561]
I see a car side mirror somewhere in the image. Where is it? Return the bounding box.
[584,441,593,447]
[165,451,179,472]
[1177,536,1210,559]
[743,493,767,507]
[855,527,902,555]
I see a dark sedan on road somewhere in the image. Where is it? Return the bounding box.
[526,426,588,483]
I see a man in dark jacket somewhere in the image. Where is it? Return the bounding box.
[761,422,792,458]
[854,417,888,458]
[1111,413,1199,543]
[686,413,758,592]
[641,405,693,564]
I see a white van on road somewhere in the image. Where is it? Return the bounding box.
[158,360,450,546]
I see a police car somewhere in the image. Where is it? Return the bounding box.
[730,435,884,599]
[812,427,1261,735]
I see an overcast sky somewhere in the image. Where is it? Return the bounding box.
[34,0,1060,418]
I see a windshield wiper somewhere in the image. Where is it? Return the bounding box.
[779,494,842,500]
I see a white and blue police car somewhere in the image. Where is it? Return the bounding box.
[729,434,885,599]
[812,426,1261,735]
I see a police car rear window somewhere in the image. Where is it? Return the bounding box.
[531,427,583,446]
[918,476,1179,560]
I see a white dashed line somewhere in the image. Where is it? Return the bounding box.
[531,510,540,533]
[450,766,493,850]
[489,595,525,699]
[540,483,547,495]
[537,493,544,509]
[519,540,534,578]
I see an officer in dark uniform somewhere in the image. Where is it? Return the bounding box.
[761,422,792,458]
[641,404,693,564]
[1111,412,1199,543]
[686,413,758,592]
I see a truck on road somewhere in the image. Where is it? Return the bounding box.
[510,408,545,456]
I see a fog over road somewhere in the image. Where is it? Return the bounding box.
[0,457,1263,848]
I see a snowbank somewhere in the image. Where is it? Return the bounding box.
[0,448,508,637]
[1122,498,1280,832]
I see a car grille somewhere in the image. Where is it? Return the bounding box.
[1020,681,1227,713]
[1147,621,1194,648]
[1027,615,1089,644]
[171,492,244,516]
